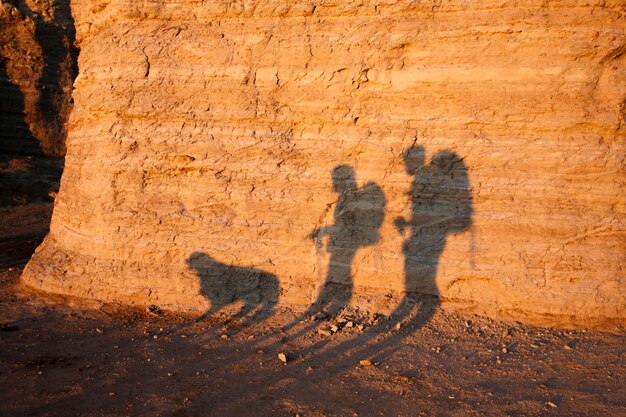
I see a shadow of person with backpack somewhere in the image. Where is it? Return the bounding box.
[395,146,472,312]
[308,165,386,317]
[279,165,386,337]
[339,145,473,363]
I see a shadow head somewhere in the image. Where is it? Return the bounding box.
[186,251,218,270]
[402,145,426,175]
[331,165,357,193]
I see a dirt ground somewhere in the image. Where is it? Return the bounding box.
[1,204,625,417]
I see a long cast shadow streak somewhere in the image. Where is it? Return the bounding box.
[330,296,435,362]
[278,295,435,374]
[209,296,434,413]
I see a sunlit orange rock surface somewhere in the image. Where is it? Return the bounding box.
[23,0,625,329]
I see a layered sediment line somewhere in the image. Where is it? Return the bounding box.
[23,0,625,329]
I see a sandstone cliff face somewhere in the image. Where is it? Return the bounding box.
[1,0,77,207]
[23,0,625,329]
[0,0,77,157]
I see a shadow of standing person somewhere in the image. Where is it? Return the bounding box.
[354,145,473,361]
[309,165,385,316]
[395,146,472,313]
[280,165,385,336]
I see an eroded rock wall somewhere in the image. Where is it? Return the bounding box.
[1,0,77,207]
[0,0,78,157]
[23,0,626,328]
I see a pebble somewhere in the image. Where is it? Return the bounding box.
[563,344,572,350]
[220,334,229,340]
[547,401,558,408]
[314,312,328,321]
[359,360,373,367]
[278,353,288,364]
[345,321,354,328]
[146,305,163,316]
[330,325,339,333]
[318,329,332,337]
